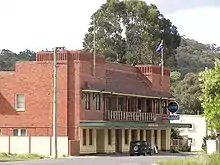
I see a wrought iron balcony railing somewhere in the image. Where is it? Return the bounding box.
[105,110,154,122]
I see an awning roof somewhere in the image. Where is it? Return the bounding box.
[79,121,192,128]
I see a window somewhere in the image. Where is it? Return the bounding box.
[82,129,87,146]
[108,129,112,145]
[124,129,129,145]
[94,93,101,110]
[89,129,93,145]
[84,93,90,110]
[146,100,151,112]
[15,94,25,111]
[13,129,27,136]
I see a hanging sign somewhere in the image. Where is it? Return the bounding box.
[167,101,179,114]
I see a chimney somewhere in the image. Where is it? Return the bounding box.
[136,65,170,92]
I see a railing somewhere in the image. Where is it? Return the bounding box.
[105,111,154,121]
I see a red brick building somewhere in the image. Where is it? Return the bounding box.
[0,50,190,155]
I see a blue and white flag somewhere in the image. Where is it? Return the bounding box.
[156,41,164,53]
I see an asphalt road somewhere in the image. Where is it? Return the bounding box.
[0,153,197,165]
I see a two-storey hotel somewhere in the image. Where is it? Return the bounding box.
[0,50,191,155]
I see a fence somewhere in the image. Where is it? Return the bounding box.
[0,136,68,156]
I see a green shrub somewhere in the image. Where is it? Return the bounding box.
[157,154,220,165]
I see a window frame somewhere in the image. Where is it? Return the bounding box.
[94,93,101,110]
[84,93,90,110]
[15,94,25,111]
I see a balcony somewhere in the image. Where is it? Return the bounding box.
[105,111,154,122]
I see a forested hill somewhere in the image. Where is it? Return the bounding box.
[0,38,219,115]
[0,49,35,71]
[173,38,220,76]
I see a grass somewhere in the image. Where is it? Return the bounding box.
[157,154,220,165]
[0,152,46,161]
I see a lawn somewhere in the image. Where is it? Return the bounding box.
[0,152,46,161]
[157,154,220,165]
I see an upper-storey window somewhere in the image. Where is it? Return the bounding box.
[15,94,25,111]
[94,93,101,110]
[84,93,90,110]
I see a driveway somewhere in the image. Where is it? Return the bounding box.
[0,153,198,165]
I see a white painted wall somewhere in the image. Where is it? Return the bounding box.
[0,136,68,156]
[170,115,207,151]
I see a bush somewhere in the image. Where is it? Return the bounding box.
[157,154,220,165]
[0,153,46,161]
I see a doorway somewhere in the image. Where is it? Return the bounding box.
[115,129,122,153]
[96,129,105,153]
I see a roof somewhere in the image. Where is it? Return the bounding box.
[83,69,173,99]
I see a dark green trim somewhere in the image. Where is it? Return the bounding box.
[79,121,192,128]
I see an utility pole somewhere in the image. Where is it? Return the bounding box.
[52,46,64,159]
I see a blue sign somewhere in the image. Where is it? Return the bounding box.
[167,101,179,114]
[166,115,180,120]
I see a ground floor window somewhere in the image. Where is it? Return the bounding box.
[89,129,93,145]
[108,129,112,145]
[82,129,87,146]
[124,129,129,145]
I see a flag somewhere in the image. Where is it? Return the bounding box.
[156,41,164,53]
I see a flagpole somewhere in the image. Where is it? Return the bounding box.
[93,20,96,76]
[161,40,164,77]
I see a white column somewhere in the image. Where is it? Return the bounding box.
[151,130,155,147]
[143,130,146,140]
[137,130,140,140]
[166,129,171,150]
[157,129,161,150]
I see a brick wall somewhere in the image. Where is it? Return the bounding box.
[0,61,68,136]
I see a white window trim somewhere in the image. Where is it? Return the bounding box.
[13,129,27,136]
[15,94,25,111]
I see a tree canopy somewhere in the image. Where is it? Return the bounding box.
[83,0,181,66]
[199,58,220,130]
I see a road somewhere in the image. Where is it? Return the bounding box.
[0,153,197,165]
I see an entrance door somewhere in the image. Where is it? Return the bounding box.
[161,130,166,151]
[96,129,105,153]
[115,129,122,153]
[131,130,137,141]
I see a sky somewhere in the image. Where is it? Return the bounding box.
[0,0,220,53]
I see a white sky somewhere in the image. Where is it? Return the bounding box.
[0,0,220,53]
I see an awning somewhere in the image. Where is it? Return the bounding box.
[79,121,192,128]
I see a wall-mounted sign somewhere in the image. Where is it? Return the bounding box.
[166,115,180,120]
[167,101,179,114]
